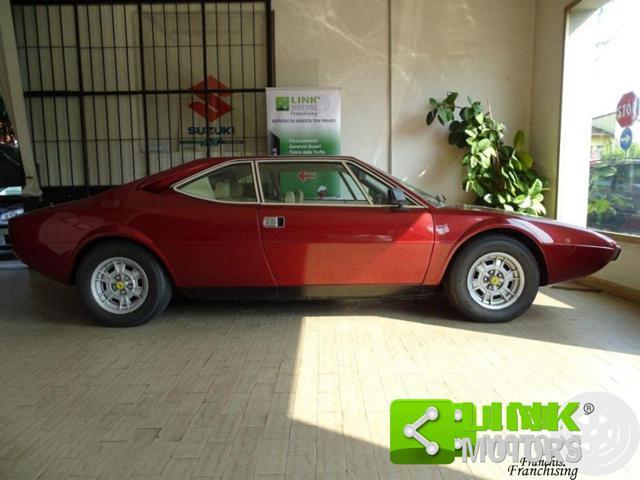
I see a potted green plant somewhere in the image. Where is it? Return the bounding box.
[426,92,548,216]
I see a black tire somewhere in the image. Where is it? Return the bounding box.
[443,234,539,323]
[76,240,173,327]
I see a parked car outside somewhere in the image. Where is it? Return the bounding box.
[588,158,640,235]
[0,188,23,252]
[0,146,25,252]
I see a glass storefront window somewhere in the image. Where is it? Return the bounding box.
[583,0,640,236]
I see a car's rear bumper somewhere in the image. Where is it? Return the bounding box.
[9,212,76,283]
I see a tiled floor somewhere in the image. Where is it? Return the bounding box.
[1,267,639,480]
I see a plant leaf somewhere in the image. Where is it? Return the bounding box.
[426,110,434,125]
[445,92,459,104]
[514,130,525,151]
[518,151,534,169]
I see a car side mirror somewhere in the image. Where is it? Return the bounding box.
[388,188,408,209]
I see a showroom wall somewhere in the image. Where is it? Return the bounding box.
[273,0,536,204]
[272,0,391,170]
[389,0,536,204]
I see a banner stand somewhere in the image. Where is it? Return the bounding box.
[266,87,341,156]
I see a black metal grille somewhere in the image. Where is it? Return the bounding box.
[12,0,273,195]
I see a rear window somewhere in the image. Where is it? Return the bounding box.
[176,163,257,203]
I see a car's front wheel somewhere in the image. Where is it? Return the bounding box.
[444,235,540,322]
[76,241,173,327]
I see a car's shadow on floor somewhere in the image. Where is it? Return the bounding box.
[108,285,640,356]
[151,287,640,355]
[2,269,640,355]
[169,290,461,322]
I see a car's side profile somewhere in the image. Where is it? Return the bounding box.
[9,156,620,327]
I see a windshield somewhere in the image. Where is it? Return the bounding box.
[0,186,22,196]
[390,175,445,205]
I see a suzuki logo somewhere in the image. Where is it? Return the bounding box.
[188,75,233,122]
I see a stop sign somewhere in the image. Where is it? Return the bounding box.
[617,91,638,127]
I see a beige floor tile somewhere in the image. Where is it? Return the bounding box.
[1,269,640,480]
[131,441,177,476]
[220,426,263,479]
[121,427,161,458]
[254,439,289,475]
[192,441,231,477]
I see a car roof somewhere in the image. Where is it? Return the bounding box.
[207,155,361,162]
[138,155,431,208]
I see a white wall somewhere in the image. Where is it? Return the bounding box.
[272,0,390,169]
[273,0,536,204]
[390,0,536,204]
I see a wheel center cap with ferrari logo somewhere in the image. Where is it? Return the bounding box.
[484,270,504,288]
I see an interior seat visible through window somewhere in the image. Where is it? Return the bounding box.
[176,163,257,202]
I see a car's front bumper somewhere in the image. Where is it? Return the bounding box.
[612,244,622,261]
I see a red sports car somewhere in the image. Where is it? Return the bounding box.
[9,156,620,327]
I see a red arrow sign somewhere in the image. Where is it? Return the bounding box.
[617,91,638,127]
[297,171,316,182]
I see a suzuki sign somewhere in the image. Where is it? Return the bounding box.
[188,75,233,122]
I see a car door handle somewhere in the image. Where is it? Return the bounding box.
[263,216,285,228]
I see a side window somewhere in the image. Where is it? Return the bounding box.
[177,163,257,202]
[346,163,392,205]
[258,161,368,205]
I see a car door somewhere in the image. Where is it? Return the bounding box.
[154,161,275,288]
[257,159,435,286]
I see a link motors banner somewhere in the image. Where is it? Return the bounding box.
[266,87,341,155]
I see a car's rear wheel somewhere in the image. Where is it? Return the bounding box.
[443,235,540,322]
[76,241,172,327]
